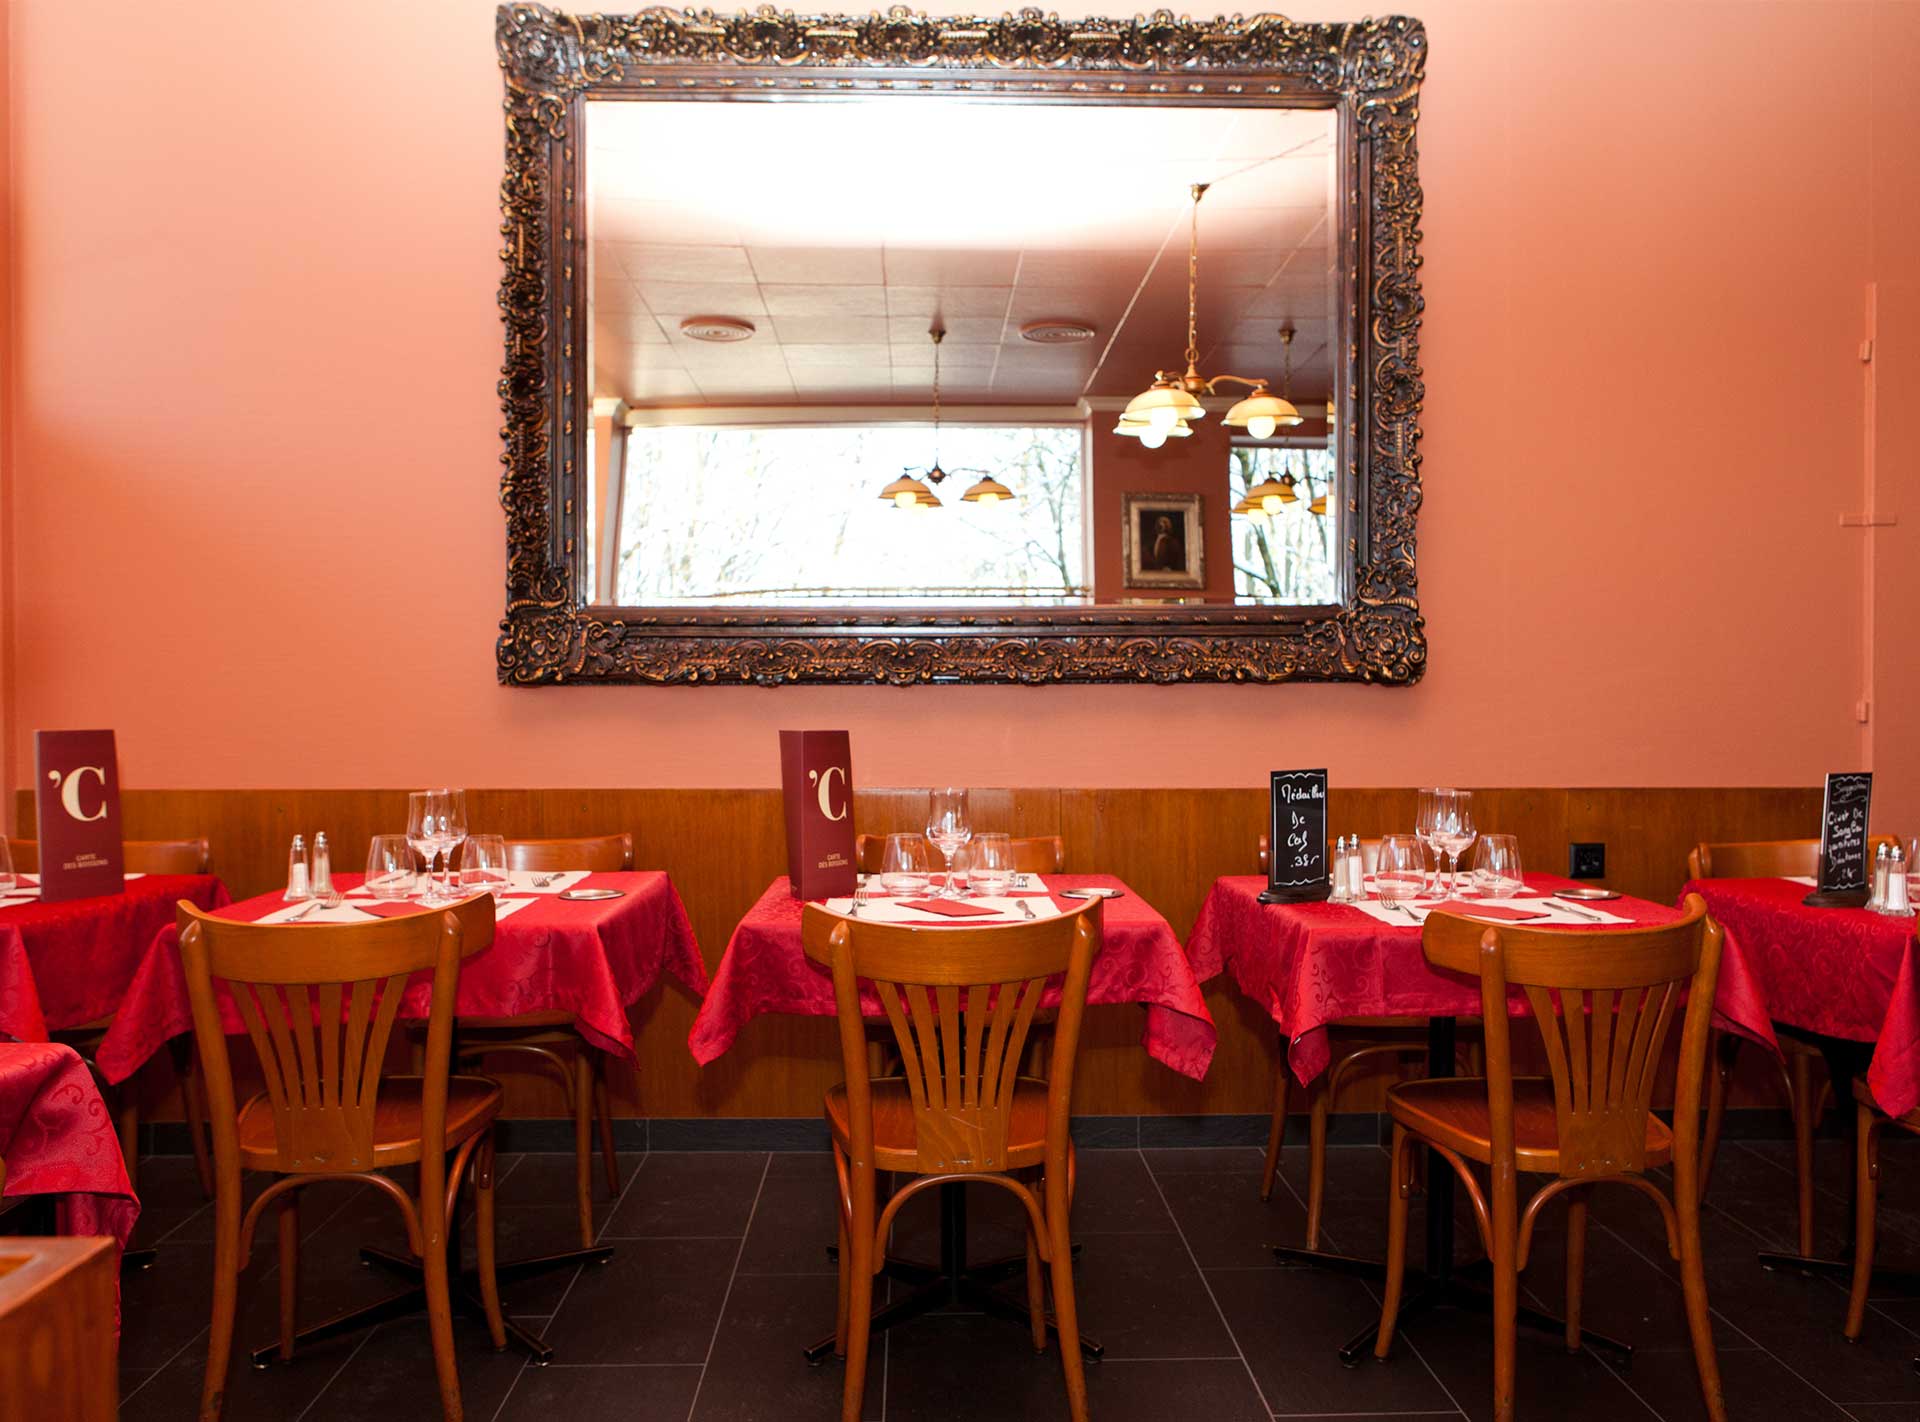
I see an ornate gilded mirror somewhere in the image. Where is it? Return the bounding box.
[496,5,1426,684]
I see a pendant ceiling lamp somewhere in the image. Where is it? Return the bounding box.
[1116,184,1304,447]
[879,327,1015,510]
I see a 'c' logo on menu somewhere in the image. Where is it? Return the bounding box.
[48,765,109,822]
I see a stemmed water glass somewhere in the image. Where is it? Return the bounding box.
[1430,789,1477,896]
[1414,790,1444,894]
[925,788,973,900]
[407,789,469,907]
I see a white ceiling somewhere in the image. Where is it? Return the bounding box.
[587,99,1337,410]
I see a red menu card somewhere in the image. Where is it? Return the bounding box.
[33,729,125,902]
[780,730,856,900]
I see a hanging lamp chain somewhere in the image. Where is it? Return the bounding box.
[931,326,944,466]
[1184,183,1208,374]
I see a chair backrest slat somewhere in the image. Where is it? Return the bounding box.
[855,833,1065,876]
[178,896,494,1175]
[1689,835,1898,881]
[1424,897,1720,1179]
[803,902,1099,1175]
[504,834,633,872]
[7,836,212,875]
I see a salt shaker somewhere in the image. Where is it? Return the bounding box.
[1872,843,1891,912]
[285,834,311,901]
[1328,836,1350,903]
[311,833,333,897]
[1888,844,1912,917]
[1348,841,1367,900]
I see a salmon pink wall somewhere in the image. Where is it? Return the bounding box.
[4,0,1917,807]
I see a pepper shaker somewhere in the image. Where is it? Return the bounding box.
[1872,843,1891,912]
[1887,843,1912,917]
[285,834,311,901]
[311,832,333,897]
[1329,836,1352,903]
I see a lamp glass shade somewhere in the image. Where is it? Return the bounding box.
[1221,389,1302,436]
[1122,380,1206,426]
[1246,474,1297,514]
[880,474,937,508]
[1308,493,1329,516]
[960,475,1013,504]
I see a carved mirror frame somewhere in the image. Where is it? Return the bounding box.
[496,3,1426,686]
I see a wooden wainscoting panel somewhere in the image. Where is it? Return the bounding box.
[13,784,1825,1121]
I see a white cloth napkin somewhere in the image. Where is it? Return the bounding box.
[821,894,1065,926]
[1346,894,1635,928]
[256,896,536,926]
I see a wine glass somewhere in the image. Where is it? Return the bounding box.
[970,833,1016,897]
[364,835,416,899]
[1470,834,1524,898]
[1375,835,1428,907]
[880,834,935,895]
[438,790,469,900]
[407,790,447,907]
[460,834,509,898]
[1414,789,1444,894]
[925,788,973,900]
[1431,789,1477,896]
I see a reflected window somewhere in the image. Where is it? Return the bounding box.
[1228,442,1338,605]
[614,423,1087,606]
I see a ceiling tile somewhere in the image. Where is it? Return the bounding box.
[761,284,888,316]
[883,249,1021,287]
[885,285,1012,319]
[637,281,769,317]
[771,316,891,344]
[889,316,1006,346]
[747,246,885,284]
[611,243,756,284]
[783,343,894,369]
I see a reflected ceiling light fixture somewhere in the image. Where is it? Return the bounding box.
[879,326,1018,511]
[679,315,756,343]
[1115,183,1301,447]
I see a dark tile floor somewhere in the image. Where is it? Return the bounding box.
[114,1131,1920,1421]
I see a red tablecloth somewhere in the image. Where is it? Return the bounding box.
[1683,877,1920,1117]
[1190,874,1779,1086]
[690,875,1217,1080]
[0,875,230,1042]
[0,1041,138,1249]
[95,872,707,1084]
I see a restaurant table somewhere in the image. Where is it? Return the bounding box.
[0,1041,138,1250]
[94,871,706,1363]
[0,874,230,1043]
[1681,875,1919,1282]
[1189,872,1775,1364]
[691,873,1217,1080]
[693,873,1217,1362]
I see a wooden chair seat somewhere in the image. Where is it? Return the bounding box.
[235,1076,502,1171]
[827,1076,1052,1172]
[455,1011,574,1035]
[1388,1077,1673,1173]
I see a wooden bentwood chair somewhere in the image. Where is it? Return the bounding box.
[1256,834,1475,1239]
[803,898,1101,1422]
[446,833,631,1249]
[179,896,506,1422]
[1689,837,1896,1256]
[1372,897,1727,1422]
[11,836,219,1197]
[855,833,1066,876]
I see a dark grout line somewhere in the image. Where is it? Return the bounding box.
[682,1155,772,1422]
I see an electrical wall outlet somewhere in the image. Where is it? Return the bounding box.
[1569,842,1606,880]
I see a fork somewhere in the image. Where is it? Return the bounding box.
[284,899,322,921]
[848,885,873,917]
[531,873,556,888]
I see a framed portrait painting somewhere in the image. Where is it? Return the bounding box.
[1122,492,1205,590]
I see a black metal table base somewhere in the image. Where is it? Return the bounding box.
[246,1241,612,1369]
[804,1181,1102,1366]
[1272,1016,1635,1370]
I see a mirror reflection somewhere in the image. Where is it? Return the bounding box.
[583,97,1340,610]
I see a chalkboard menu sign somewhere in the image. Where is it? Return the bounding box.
[1805,771,1874,907]
[1259,769,1331,905]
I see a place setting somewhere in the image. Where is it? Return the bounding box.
[823,796,1068,925]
